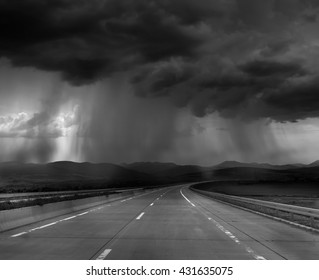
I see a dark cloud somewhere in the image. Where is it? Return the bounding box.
[262,77,319,121]
[239,60,307,78]
[184,59,312,121]
[131,56,313,121]
[303,14,317,22]
[158,0,232,24]
[1,0,319,124]
[131,59,196,97]
[0,0,204,84]
[260,39,294,57]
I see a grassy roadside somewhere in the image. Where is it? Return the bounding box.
[193,180,319,209]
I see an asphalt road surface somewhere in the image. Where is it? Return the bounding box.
[0,185,319,260]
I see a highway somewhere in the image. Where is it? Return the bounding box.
[0,185,319,260]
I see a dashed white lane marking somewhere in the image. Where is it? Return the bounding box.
[207,217,265,260]
[28,228,40,232]
[37,222,57,229]
[180,188,196,207]
[10,189,167,238]
[77,211,89,216]
[182,187,266,260]
[11,232,27,237]
[96,249,112,260]
[136,212,145,220]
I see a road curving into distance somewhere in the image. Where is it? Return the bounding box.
[0,184,319,260]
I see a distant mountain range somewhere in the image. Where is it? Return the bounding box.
[307,160,319,167]
[1,160,319,190]
[0,161,155,189]
[124,160,319,175]
[212,160,308,170]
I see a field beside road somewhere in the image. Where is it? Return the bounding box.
[193,181,319,209]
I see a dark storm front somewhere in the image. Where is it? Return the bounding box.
[0,0,319,164]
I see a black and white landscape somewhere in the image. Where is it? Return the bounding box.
[0,0,319,260]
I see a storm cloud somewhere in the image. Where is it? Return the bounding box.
[1,0,319,164]
[0,0,203,84]
[1,0,319,123]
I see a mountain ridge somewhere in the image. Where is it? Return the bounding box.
[1,160,318,189]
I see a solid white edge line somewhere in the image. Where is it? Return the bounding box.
[96,249,112,260]
[136,212,145,220]
[180,188,196,207]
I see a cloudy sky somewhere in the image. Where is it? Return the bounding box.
[1,0,319,165]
